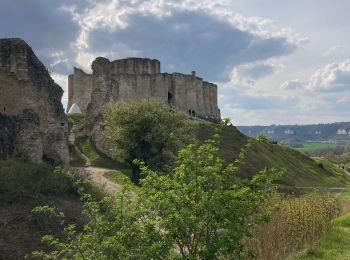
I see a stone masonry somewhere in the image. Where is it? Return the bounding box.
[68,57,221,158]
[0,38,69,165]
[67,57,220,120]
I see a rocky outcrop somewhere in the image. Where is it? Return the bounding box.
[0,38,69,165]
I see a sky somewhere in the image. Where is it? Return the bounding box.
[1,0,349,125]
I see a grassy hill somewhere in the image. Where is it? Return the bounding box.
[68,114,350,188]
[198,124,350,188]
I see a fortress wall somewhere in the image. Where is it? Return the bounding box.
[85,58,111,135]
[67,68,92,113]
[208,82,215,117]
[203,83,211,117]
[194,77,205,117]
[110,58,160,74]
[67,74,74,112]
[212,84,220,118]
[153,73,171,103]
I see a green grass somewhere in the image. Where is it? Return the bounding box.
[295,214,350,259]
[104,170,139,192]
[69,145,87,167]
[67,114,350,189]
[293,142,342,154]
[67,113,131,174]
[197,124,350,188]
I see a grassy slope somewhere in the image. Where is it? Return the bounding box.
[68,114,350,188]
[67,114,134,187]
[0,158,102,259]
[198,124,350,187]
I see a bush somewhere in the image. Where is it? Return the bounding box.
[35,138,283,259]
[102,98,198,182]
[254,191,339,259]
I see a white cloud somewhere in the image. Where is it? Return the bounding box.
[230,60,283,86]
[51,72,68,101]
[306,59,350,92]
[57,0,303,81]
[322,45,347,57]
[280,79,304,90]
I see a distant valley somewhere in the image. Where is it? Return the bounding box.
[237,122,350,144]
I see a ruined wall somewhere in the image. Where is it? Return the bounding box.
[81,57,220,157]
[0,38,69,165]
[67,67,92,113]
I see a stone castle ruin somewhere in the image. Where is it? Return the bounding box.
[68,57,221,158]
[67,57,220,121]
[0,38,69,165]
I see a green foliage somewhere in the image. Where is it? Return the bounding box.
[197,124,350,187]
[295,214,350,260]
[103,170,139,192]
[34,138,282,259]
[137,139,282,258]
[32,194,169,259]
[67,113,132,173]
[31,205,65,231]
[102,98,198,181]
[256,191,339,259]
[0,158,78,204]
[256,134,269,143]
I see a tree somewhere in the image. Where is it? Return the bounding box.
[138,138,282,259]
[34,138,282,259]
[102,98,198,182]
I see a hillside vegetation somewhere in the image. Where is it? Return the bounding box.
[67,113,350,188]
[198,124,350,188]
[0,158,104,258]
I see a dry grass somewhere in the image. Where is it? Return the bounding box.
[253,191,339,260]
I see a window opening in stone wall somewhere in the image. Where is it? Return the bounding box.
[168,92,173,103]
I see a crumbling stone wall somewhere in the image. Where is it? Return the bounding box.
[0,38,69,165]
[67,67,92,113]
[68,57,221,158]
[69,57,220,120]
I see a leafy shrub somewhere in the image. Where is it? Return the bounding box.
[34,138,282,259]
[254,191,339,259]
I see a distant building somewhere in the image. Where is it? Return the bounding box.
[284,129,294,135]
[337,129,348,135]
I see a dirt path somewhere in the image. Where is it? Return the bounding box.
[69,124,125,194]
[83,166,124,193]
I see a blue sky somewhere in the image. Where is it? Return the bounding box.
[1,0,349,125]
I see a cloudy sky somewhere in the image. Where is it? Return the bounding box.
[1,0,349,125]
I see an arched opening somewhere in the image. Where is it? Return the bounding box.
[42,155,55,166]
[167,92,173,103]
[188,109,191,115]
[192,110,196,117]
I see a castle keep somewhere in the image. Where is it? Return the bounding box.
[0,38,69,165]
[68,57,221,158]
[67,57,220,121]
